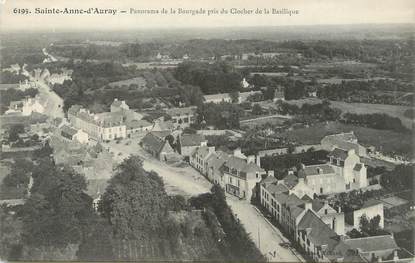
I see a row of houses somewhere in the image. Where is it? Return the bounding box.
[259,175,399,262]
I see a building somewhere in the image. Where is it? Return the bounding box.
[166,106,197,129]
[273,86,285,101]
[126,119,153,137]
[6,97,45,116]
[239,91,263,103]
[221,153,265,201]
[179,133,207,158]
[260,175,345,237]
[60,125,89,144]
[321,132,367,157]
[328,148,368,190]
[140,131,176,161]
[241,78,250,89]
[297,210,341,261]
[68,105,127,141]
[341,235,399,262]
[110,98,130,112]
[203,93,233,104]
[348,200,384,229]
[205,151,229,186]
[189,145,216,175]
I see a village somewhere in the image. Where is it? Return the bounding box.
[0,57,413,262]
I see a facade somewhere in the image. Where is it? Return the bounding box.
[189,146,216,175]
[6,97,45,116]
[260,175,345,237]
[68,105,127,141]
[203,93,233,104]
[126,119,153,136]
[166,106,197,129]
[350,200,384,229]
[221,154,265,201]
[328,148,368,190]
[61,125,89,144]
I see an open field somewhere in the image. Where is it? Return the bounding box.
[285,98,414,129]
[279,121,413,157]
[240,115,289,129]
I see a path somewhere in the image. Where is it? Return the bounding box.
[105,138,304,262]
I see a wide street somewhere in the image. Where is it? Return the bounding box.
[104,137,304,262]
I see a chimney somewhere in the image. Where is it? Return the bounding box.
[304,201,312,211]
[256,155,261,167]
[393,250,399,261]
[317,167,322,174]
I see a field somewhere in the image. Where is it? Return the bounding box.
[107,77,147,90]
[279,121,413,157]
[240,115,288,129]
[285,98,414,129]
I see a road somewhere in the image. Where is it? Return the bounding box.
[23,66,65,119]
[105,138,304,262]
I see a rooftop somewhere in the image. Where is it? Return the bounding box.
[167,106,197,116]
[344,235,398,253]
[298,164,336,177]
[180,134,206,147]
[222,155,265,177]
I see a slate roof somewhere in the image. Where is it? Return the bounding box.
[141,132,169,155]
[361,199,383,209]
[192,146,213,160]
[283,173,299,189]
[207,152,228,174]
[167,106,196,116]
[266,183,289,196]
[329,148,349,160]
[126,119,152,129]
[298,210,340,249]
[61,125,77,137]
[301,194,313,202]
[299,164,335,177]
[180,134,206,147]
[312,199,326,212]
[221,155,265,178]
[323,132,366,156]
[343,235,398,253]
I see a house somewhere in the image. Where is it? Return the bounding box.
[203,93,233,104]
[6,97,45,116]
[68,105,127,141]
[321,132,367,157]
[341,235,399,262]
[189,145,216,175]
[298,163,345,195]
[110,98,130,112]
[206,151,229,187]
[260,175,345,236]
[273,86,285,101]
[221,153,265,201]
[239,91,263,103]
[297,210,341,262]
[166,106,197,129]
[348,199,384,229]
[141,131,176,161]
[241,78,250,89]
[61,125,89,144]
[179,134,207,158]
[126,119,153,137]
[328,148,368,190]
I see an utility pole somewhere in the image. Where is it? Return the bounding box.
[258,225,261,249]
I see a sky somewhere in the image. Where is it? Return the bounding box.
[0,0,413,31]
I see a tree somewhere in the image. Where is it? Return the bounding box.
[359,215,370,234]
[8,124,25,142]
[99,155,169,240]
[3,159,33,189]
[252,104,263,115]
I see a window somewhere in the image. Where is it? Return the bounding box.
[324,209,328,215]
[320,187,323,194]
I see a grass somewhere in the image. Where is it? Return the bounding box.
[285,98,414,129]
[279,121,413,157]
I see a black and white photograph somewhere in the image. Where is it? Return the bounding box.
[0,0,414,262]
